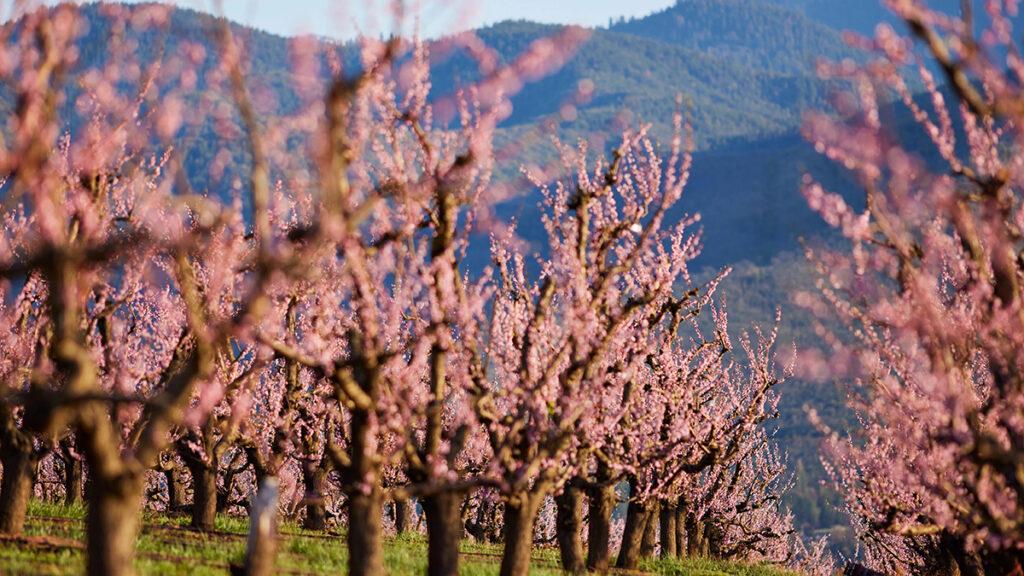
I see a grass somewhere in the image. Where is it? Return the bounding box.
[0,500,799,575]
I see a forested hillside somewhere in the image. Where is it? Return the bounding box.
[45,2,862,267]
[761,0,966,35]
[610,0,854,74]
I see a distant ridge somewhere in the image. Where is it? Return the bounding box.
[610,0,854,75]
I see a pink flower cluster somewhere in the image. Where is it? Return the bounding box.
[804,0,1024,572]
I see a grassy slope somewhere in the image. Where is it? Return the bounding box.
[0,501,799,575]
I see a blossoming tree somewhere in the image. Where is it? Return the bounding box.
[0,3,820,576]
[803,0,1024,573]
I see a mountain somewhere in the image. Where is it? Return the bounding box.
[39,1,859,270]
[433,0,866,150]
[610,0,855,75]
[15,1,855,212]
[488,128,860,272]
[762,0,991,36]
[471,20,836,148]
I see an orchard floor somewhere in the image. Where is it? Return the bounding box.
[0,501,797,575]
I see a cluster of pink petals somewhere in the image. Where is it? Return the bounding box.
[804,0,1024,571]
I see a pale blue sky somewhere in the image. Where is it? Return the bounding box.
[103,0,676,39]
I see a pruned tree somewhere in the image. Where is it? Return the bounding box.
[0,4,307,574]
[256,23,588,576]
[803,0,1024,573]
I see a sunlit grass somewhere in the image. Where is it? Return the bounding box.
[0,501,798,575]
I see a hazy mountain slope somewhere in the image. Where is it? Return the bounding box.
[57,2,851,154]
[34,3,867,302]
[482,130,857,273]
[434,14,848,148]
[610,0,857,75]
[762,0,987,35]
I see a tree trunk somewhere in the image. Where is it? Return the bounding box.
[939,531,984,576]
[978,550,1024,576]
[303,497,326,531]
[347,484,384,576]
[0,446,35,534]
[423,492,462,576]
[188,462,218,531]
[586,480,616,572]
[343,361,385,576]
[659,500,677,558]
[555,484,586,575]
[219,450,250,513]
[483,499,502,543]
[500,495,541,576]
[685,514,709,558]
[394,498,413,534]
[164,467,187,512]
[466,496,501,544]
[640,500,659,558]
[345,398,385,576]
[615,488,650,570]
[301,461,327,531]
[63,456,82,506]
[674,503,686,558]
[242,477,279,576]
[86,474,143,576]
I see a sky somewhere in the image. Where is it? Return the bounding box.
[103,0,677,39]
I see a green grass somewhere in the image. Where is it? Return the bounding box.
[0,501,798,575]
[640,556,803,575]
